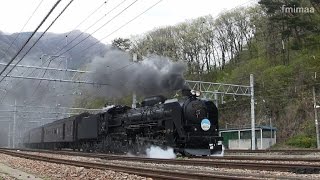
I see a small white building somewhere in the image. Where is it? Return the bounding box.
[219,126,277,150]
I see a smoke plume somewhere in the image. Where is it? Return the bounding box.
[88,50,186,98]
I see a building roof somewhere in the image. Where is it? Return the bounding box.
[220,125,277,132]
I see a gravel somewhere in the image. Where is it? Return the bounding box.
[106,159,320,179]
[192,158,320,165]
[0,153,150,180]
[0,172,16,180]
[9,150,320,179]
[225,152,320,158]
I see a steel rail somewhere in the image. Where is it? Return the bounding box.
[225,149,320,153]
[203,155,320,162]
[0,149,254,180]
[2,148,320,173]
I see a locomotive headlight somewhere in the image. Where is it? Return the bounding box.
[190,90,201,97]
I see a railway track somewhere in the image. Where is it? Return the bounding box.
[96,155,320,173]
[2,148,320,174]
[0,149,256,180]
[203,155,320,162]
[225,149,320,154]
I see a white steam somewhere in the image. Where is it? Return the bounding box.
[210,145,225,157]
[146,146,176,159]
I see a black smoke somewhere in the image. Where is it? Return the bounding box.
[88,50,186,97]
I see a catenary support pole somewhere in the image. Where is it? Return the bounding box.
[13,99,16,148]
[250,74,255,150]
[8,123,11,148]
[313,72,320,148]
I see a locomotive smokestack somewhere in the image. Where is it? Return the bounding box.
[88,50,187,98]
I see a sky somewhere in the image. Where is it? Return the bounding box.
[0,0,256,44]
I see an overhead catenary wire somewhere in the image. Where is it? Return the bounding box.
[50,0,164,77]
[3,0,177,94]
[29,58,56,99]
[0,0,45,61]
[4,0,254,89]
[0,0,62,78]
[51,0,112,50]
[65,0,108,37]
[0,0,46,100]
[55,0,126,55]
[0,74,110,86]
[0,56,56,104]
[14,0,135,105]
[1,0,256,107]
[2,0,136,99]
[78,0,247,74]
[2,0,111,94]
[0,0,75,105]
[84,0,164,52]
[39,0,139,66]
[29,57,67,103]
[0,0,74,84]
[2,0,75,81]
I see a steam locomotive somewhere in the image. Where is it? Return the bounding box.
[23,89,223,156]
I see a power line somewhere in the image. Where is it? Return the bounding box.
[50,0,252,82]
[0,62,88,73]
[66,0,108,36]
[2,0,136,102]
[1,1,112,95]
[0,74,109,86]
[56,0,126,55]
[0,0,75,105]
[0,0,74,84]
[0,0,62,78]
[36,0,138,70]
[5,0,160,96]
[0,56,56,104]
[51,0,111,51]
[0,0,74,106]
[74,0,165,75]
[30,58,55,98]
[40,0,139,67]
[0,0,45,61]
[83,0,164,52]
[29,58,66,102]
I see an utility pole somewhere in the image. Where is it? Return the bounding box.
[8,123,11,148]
[250,74,256,150]
[313,72,320,149]
[12,99,16,148]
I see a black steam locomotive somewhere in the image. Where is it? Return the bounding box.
[23,89,223,156]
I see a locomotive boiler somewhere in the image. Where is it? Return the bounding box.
[23,89,223,156]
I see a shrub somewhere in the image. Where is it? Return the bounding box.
[286,134,317,148]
